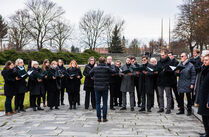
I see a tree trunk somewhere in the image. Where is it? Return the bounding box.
[189,43,194,57]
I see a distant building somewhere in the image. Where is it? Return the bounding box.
[94,48,109,54]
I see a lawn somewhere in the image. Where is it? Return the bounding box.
[0,65,85,111]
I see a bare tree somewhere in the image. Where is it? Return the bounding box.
[128,38,141,54]
[24,0,65,50]
[105,17,114,49]
[149,40,159,54]
[79,10,112,50]
[9,10,31,50]
[0,15,7,50]
[173,0,196,55]
[51,19,73,51]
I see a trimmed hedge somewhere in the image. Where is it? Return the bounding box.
[0,49,101,65]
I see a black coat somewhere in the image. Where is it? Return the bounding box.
[42,67,50,91]
[83,64,94,90]
[198,65,209,116]
[157,57,175,87]
[28,67,45,95]
[133,63,140,85]
[57,65,67,88]
[141,63,155,95]
[90,63,115,92]
[190,56,203,73]
[66,67,82,92]
[45,67,60,92]
[14,66,28,94]
[114,66,122,87]
[107,63,117,84]
[1,69,16,96]
[169,58,179,86]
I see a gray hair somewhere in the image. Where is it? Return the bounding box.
[31,61,39,67]
[107,56,112,60]
[88,56,95,63]
[150,58,157,65]
[15,58,24,66]
[202,50,209,57]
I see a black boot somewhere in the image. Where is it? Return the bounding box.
[37,107,44,110]
[139,108,145,112]
[176,108,184,115]
[157,108,164,113]
[69,105,72,110]
[61,101,65,105]
[33,107,37,111]
[187,108,192,116]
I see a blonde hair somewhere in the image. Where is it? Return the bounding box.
[51,61,57,66]
[42,59,50,70]
[15,58,24,66]
[69,60,79,68]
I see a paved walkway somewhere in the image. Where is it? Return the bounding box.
[0,86,204,137]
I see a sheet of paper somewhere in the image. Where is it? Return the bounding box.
[169,65,176,71]
[147,67,154,72]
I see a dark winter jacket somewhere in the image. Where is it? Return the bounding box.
[114,66,122,87]
[1,68,16,96]
[66,67,82,92]
[28,67,45,95]
[45,67,60,92]
[198,65,209,116]
[57,65,67,88]
[14,66,28,94]
[107,63,117,84]
[90,63,115,92]
[83,63,94,90]
[141,63,155,95]
[190,56,203,73]
[169,58,179,86]
[133,63,140,86]
[177,60,196,93]
[157,56,175,87]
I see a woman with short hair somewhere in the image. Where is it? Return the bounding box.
[28,61,45,111]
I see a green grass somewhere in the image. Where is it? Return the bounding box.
[0,65,85,111]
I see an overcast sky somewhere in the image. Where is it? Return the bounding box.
[0,0,183,46]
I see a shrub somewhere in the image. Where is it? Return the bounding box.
[0,49,102,65]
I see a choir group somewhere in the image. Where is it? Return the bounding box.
[1,49,209,136]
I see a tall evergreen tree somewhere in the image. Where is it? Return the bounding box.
[109,25,124,53]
